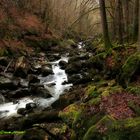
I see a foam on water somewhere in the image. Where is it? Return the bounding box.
[0,56,72,118]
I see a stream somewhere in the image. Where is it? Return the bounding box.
[0,56,72,118]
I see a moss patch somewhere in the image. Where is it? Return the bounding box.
[119,52,140,87]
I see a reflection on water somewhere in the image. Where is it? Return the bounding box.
[0,56,72,118]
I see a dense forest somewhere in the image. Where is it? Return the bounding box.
[0,0,140,140]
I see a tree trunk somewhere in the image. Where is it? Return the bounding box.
[138,0,140,51]
[116,0,123,44]
[133,0,139,42]
[122,0,129,43]
[99,0,112,49]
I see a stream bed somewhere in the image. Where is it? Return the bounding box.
[0,56,72,118]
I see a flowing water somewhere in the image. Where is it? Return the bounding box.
[0,56,72,118]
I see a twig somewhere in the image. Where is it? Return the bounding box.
[4,59,13,74]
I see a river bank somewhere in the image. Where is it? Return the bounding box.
[0,37,140,140]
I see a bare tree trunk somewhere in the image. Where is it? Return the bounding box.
[122,0,129,43]
[99,0,112,49]
[116,0,123,44]
[138,0,140,51]
[133,0,139,42]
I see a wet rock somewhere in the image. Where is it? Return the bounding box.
[65,61,82,74]
[52,93,75,110]
[47,82,56,87]
[30,86,52,98]
[68,73,92,85]
[41,66,53,76]
[0,57,9,66]
[47,54,61,61]
[13,100,19,104]
[26,103,37,110]
[0,76,18,90]
[28,74,40,84]
[62,80,68,85]
[52,86,83,109]
[68,74,81,83]
[68,54,89,63]
[8,88,29,98]
[19,79,29,88]
[59,60,68,69]
[17,108,27,116]
[14,56,31,78]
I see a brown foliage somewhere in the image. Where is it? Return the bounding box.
[100,92,140,119]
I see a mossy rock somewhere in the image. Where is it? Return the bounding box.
[85,85,99,98]
[118,52,140,87]
[100,85,123,98]
[86,52,107,70]
[83,115,140,140]
[75,112,104,140]
[59,104,83,127]
[88,97,101,106]
[128,101,140,116]
[59,103,105,139]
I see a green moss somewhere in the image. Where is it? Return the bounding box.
[127,86,140,95]
[74,112,104,140]
[109,85,123,93]
[83,116,115,140]
[59,104,82,126]
[83,116,140,140]
[85,85,99,98]
[119,52,140,87]
[88,97,101,105]
[128,101,140,116]
[99,85,123,98]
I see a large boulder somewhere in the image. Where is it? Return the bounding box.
[83,116,140,140]
[29,86,52,98]
[8,88,29,98]
[41,66,53,76]
[68,73,92,85]
[118,52,140,87]
[65,61,83,74]
[59,60,68,69]
[28,74,40,84]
